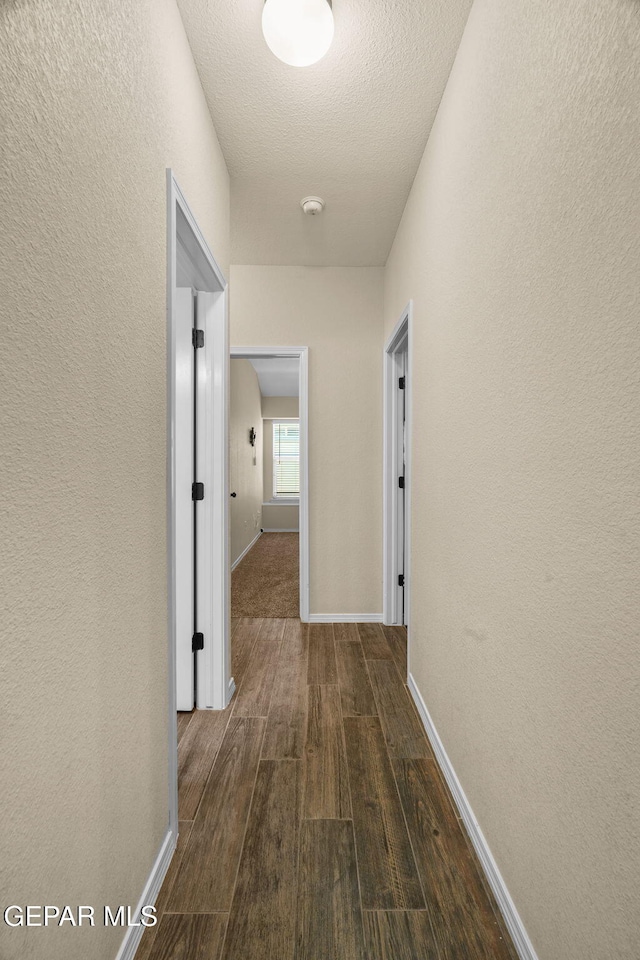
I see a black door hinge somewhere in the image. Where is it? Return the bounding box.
[192,482,204,501]
[192,328,204,348]
[398,476,405,489]
[398,376,405,389]
[192,632,204,652]
[398,574,405,587]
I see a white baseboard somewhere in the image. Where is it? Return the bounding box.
[227,676,236,704]
[114,828,176,960]
[307,613,383,623]
[261,528,299,533]
[231,531,262,571]
[407,674,538,960]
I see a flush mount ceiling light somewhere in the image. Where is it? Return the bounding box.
[262,0,334,67]
[300,196,325,215]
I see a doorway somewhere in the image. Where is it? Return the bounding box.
[229,347,309,621]
[383,304,412,654]
[166,171,230,830]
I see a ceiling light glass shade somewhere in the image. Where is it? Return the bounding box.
[262,0,334,67]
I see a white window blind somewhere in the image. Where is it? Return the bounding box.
[273,421,300,497]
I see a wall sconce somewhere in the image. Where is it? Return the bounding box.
[249,427,256,447]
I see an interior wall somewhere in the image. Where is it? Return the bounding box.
[262,503,299,532]
[230,266,384,615]
[262,396,299,419]
[383,2,640,958]
[230,360,264,564]
[0,3,229,959]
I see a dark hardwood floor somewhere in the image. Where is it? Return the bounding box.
[137,620,517,960]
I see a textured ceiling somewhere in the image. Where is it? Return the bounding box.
[177,0,472,266]
[248,357,300,396]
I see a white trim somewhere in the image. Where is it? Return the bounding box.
[307,613,384,623]
[231,347,310,621]
[383,303,413,673]
[407,674,539,960]
[231,531,262,571]
[261,528,300,533]
[114,828,176,960]
[196,288,230,711]
[227,676,236,700]
[263,499,299,506]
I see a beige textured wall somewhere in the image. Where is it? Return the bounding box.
[262,504,299,532]
[262,396,299,419]
[384,1,640,958]
[230,360,263,564]
[230,266,383,615]
[0,2,229,959]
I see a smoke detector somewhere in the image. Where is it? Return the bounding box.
[300,196,325,216]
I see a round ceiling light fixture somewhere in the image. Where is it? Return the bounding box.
[300,196,325,215]
[262,0,334,67]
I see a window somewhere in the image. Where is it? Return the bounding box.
[273,421,300,498]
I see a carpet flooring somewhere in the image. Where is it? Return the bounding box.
[231,533,299,618]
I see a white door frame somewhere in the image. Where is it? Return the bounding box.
[230,346,310,622]
[166,171,230,834]
[383,303,413,656]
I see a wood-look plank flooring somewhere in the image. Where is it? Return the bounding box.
[232,619,284,718]
[304,684,350,818]
[335,639,377,717]
[221,759,301,960]
[306,622,338,683]
[177,711,193,745]
[145,620,517,960]
[146,914,228,960]
[136,822,195,960]
[260,620,308,759]
[357,621,395,660]
[382,623,408,680]
[393,757,514,960]
[368,658,432,759]
[344,715,425,910]
[230,617,262,687]
[177,709,231,820]
[363,910,440,960]
[296,819,365,960]
[167,717,265,913]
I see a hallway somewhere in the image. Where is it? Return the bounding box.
[139,620,516,960]
[3,3,640,958]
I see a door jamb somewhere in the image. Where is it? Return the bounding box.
[166,170,229,838]
[230,346,310,622]
[383,303,413,668]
